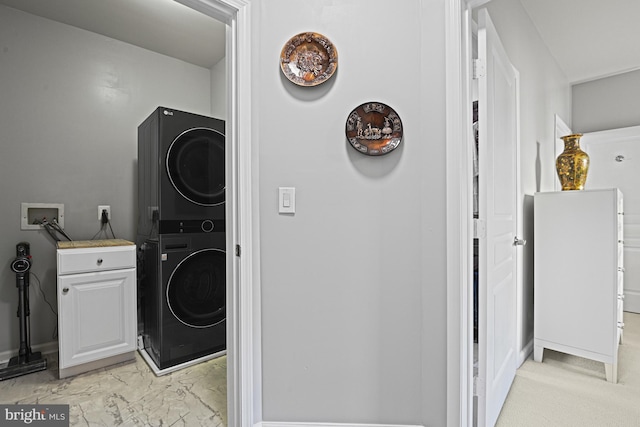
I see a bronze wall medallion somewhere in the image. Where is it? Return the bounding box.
[280,32,338,86]
[345,102,403,156]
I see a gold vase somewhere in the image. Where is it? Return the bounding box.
[556,133,590,191]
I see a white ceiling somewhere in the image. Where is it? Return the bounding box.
[520,0,640,84]
[0,0,226,69]
[0,0,638,84]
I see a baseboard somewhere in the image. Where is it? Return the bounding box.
[0,340,58,364]
[518,337,534,366]
[257,422,424,427]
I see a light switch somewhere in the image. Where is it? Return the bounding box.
[278,187,295,214]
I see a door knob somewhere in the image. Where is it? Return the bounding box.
[62,287,69,294]
[513,236,527,246]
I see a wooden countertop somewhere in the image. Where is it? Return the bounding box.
[57,239,135,249]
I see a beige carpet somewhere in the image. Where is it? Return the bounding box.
[496,312,640,426]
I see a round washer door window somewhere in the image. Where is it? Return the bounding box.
[167,248,225,328]
[166,127,225,206]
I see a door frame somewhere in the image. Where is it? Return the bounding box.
[175,1,259,426]
[445,0,475,425]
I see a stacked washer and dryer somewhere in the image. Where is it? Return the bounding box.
[136,107,226,373]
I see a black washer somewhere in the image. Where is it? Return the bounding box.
[167,248,225,328]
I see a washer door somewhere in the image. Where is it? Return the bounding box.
[166,127,225,206]
[167,249,226,328]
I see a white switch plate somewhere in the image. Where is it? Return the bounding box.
[278,187,295,214]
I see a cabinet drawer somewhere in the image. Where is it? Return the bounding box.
[57,245,135,275]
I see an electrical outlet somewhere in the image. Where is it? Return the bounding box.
[98,205,111,220]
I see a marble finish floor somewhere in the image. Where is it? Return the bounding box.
[0,352,227,426]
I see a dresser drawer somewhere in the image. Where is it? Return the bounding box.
[618,297,624,323]
[617,213,623,241]
[618,268,624,294]
[618,243,624,269]
[57,245,135,275]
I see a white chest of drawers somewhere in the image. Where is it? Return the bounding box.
[56,240,137,378]
[533,189,623,383]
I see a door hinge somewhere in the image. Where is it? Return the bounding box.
[235,244,241,257]
[474,218,486,239]
[473,58,485,79]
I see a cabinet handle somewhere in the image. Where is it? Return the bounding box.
[618,267,625,273]
[63,287,69,294]
[97,258,103,265]
[619,294,625,300]
[618,322,625,329]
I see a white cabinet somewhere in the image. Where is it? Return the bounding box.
[56,240,137,378]
[534,189,624,383]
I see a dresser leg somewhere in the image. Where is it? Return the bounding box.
[533,345,543,362]
[605,362,618,384]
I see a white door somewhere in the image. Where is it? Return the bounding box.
[582,125,640,313]
[476,8,519,427]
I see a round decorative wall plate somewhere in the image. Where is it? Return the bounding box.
[280,32,338,86]
[345,102,403,156]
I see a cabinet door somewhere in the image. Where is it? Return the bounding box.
[58,268,136,369]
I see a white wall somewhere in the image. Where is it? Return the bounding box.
[255,0,447,424]
[484,0,571,357]
[573,69,640,133]
[0,5,219,355]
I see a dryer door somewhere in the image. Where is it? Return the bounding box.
[166,248,226,328]
[166,127,225,206]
